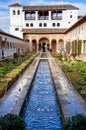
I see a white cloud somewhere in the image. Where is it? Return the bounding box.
[73,3,86,15]
[0,10,10,32]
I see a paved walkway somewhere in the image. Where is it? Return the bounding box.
[0,52,86,121]
[75,54,86,62]
[0,53,41,116]
[48,53,86,120]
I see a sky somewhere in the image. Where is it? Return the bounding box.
[0,0,86,33]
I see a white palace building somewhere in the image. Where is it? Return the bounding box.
[0,3,86,59]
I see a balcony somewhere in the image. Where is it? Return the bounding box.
[38,16,49,20]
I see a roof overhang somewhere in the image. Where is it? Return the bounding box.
[22,28,67,34]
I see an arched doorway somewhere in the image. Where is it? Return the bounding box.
[38,37,49,52]
[25,39,30,42]
[51,39,57,52]
[32,39,37,51]
[58,39,64,53]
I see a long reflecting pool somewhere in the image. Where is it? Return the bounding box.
[22,60,62,130]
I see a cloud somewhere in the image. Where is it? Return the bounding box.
[0,10,9,32]
[74,3,86,15]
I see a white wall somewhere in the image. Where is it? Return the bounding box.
[22,10,78,29]
[9,5,78,38]
[10,6,23,38]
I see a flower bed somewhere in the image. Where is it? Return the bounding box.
[0,52,36,98]
[52,53,86,101]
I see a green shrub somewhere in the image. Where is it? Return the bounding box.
[78,40,82,55]
[13,53,19,59]
[63,114,86,130]
[0,52,36,98]
[0,114,26,130]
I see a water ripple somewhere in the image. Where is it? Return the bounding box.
[22,61,62,130]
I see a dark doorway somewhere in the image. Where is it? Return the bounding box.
[47,44,50,51]
[42,43,46,52]
[39,44,41,51]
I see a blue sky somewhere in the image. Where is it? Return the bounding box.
[0,0,86,33]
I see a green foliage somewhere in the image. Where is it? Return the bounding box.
[0,60,21,76]
[63,114,86,130]
[13,53,19,59]
[0,114,26,130]
[0,52,36,98]
[52,52,86,101]
[63,60,86,100]
[78,40,82,55]
[51,53,62,60]
[72,41,74,55]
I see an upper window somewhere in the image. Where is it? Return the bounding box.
[39,23,42,27]
[52,23,55,27]
[70,15,72,18]
[57,11,62,20]
[25,11,35,20]
[38,11,49,20]
[26,23,29,27]
[15,28,19,31]
[44,23,47,27]
[51,11,62,20]
[13,10,16,15]
[30,23,33,27]
[18,10,20,15]
[57,23,60,26]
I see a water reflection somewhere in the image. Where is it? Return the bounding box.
[22,61,62,130]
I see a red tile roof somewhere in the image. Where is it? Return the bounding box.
[23,4,79,11]
[9,3,22,7]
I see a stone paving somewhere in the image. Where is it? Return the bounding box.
[0,52,86,121]
[75,54,86,62]
[0,53,41,116]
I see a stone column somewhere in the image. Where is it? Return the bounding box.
[49,36,52,51]
[29,36,32,52]
[56,37,59,53]
[36,37,39,52]
[49,11,51,20]
[0,36,2,49]
[36,11,38,20]
[81,41,84,55]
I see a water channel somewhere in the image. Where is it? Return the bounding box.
[22,59,62,130]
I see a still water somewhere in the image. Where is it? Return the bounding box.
[22,60,62,130]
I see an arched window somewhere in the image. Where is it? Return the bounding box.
[26,23,29,27]
[52,23,55,27]
[30,23,33,27]
[18,10,20,15]
[13,10,16,15]
[39,23,42,27]
[57,23,60,26]
[44,23,47,27]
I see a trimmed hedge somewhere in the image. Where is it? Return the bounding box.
[0,114,26,130]
[78,40,82,55]
[63,114,86,130]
